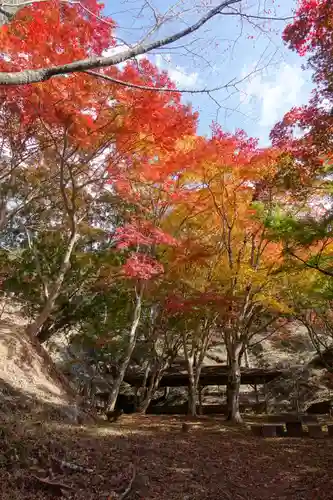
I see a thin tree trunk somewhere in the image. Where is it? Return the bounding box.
[188,385,197,416]
[185,351,197,416]
[27,299,58,338]
[244,345,250,368]
[140,384,170,414]
[139,388,155,413]
[106,286,143,412]
[254,383,259,404]
[140,367,168,413]
[139,349,176,413]
[198,385,203,415]
[26,231,79,339]
[137,362,151,405]
[264,381,268,414]
[187,358,197,416]
[227,343,243,423]
[182,319,213,417]
[139,371,158,413]
[181,330,197,416]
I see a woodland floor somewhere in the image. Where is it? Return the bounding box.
[1,414,333,500]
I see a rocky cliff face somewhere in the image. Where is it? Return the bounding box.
[204,321,315,369]
[266,351,333,413]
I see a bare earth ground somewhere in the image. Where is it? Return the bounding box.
[1,414,333,500]
[1,316,333,499]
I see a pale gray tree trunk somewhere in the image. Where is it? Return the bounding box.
[187,355,197,416]
[182,320,213,417]
[106,286,143,412]
[26,231,79,338]
[226,342,243,423]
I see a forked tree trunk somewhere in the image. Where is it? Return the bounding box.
[182,321,212,417]
[226,343,243,423]
[139,364,171,413]
[139,372,158,413]
[107,288,143,412]
[186,356,207,416]
[139,389,154,414]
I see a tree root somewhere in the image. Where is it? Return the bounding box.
[50,455,94,474]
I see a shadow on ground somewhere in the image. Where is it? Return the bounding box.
[0,378,82,427]
[1,399,333,500]
[0,319,75,403]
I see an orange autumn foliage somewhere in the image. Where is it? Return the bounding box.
[160,126,284,310]
[0,0,199,280]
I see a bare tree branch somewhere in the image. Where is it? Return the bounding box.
[118,463,136,500]
[0,0,241,86]
[84,68,242,94]
[288,249,333,278]
[221,9,294,22]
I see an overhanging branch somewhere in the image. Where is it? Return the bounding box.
[288,249,333,278]
[83,68,251,94]
[0,0,240,86]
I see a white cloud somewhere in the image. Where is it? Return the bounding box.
[155,54,199,89]
[101,47,200,89]
[102,45,146,70]
[242,63,311,130]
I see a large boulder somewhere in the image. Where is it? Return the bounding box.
[267,362,333,414]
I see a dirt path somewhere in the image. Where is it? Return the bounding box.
[1,414,333,499]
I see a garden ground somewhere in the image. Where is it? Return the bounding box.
[1,414,333,499]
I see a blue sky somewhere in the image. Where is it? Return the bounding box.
[104,0,313,146]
